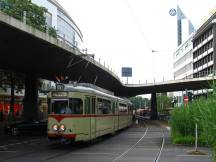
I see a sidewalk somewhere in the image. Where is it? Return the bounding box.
[136,120,213,162]
[151,120,213,162]
[160,131,213,162]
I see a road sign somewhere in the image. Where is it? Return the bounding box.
[121,67,132,77]
[184,95,188,106]
[184,95,188,101]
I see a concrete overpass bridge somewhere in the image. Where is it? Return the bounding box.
[0,11,215,120]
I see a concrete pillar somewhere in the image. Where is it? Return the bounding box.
[150,92,158,120]
[23,74,39,121]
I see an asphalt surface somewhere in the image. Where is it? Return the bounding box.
[0,121,213,162]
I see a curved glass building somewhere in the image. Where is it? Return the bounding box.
[32,0,83,49]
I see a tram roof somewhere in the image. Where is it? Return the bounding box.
[65,85,121,101]
[51,83,131,104]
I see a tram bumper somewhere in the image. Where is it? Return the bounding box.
[48,132,76,141]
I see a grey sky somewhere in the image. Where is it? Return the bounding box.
[57,0,216,84]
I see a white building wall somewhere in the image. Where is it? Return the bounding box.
[173,34,194,79]
[173,33,194,107]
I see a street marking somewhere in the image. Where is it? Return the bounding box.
[176,154,209,157]
[154,130,165,162]
[135,147,160,150]
[72,152,118,156]
[112,127,149,162]
[0,151,16,153]
[0,146,7,151]
[0,138,43,148]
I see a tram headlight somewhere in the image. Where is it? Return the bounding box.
[52,124,58,131]
[59,124,66,132]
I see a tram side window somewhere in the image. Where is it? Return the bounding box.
[119,103,128,115]
[85,97,96,114]
[112,102,118,114]
[92,98,95,114]
[112,102,115,114]
[128,106,132,115]
[85,97,91,114]
[97,98,111,114]
[69,98,83,114]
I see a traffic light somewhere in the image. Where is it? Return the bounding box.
[188,92,193,102]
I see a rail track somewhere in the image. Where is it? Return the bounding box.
[0,122,166,162]
[112,121,165,162]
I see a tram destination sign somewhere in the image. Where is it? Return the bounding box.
[121,67,132,77]
[52,92,68,97]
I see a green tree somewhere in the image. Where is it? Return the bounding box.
[157,93,172,113]
[130,96,150,110]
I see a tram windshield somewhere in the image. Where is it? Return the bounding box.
[51,99,83,114]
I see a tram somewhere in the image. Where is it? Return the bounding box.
[47,83,133,142]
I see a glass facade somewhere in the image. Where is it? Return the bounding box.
[32,0,83,48]
[57,15,75,46]
[45,12,52,27]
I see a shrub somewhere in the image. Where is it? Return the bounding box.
[170,83,216,161]
[169,105,196,137]
[173,135,208,146]
[48,27,57,38]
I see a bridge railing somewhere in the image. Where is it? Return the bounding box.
[125,69,216,85]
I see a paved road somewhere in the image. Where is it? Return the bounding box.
[0,121,213,162]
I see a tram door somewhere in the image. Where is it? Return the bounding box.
[85,96,96,140]
[114,101,118,131]
[91,97,96,139]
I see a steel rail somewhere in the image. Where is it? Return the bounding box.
[154,129,165,162]
[112,127,149,162]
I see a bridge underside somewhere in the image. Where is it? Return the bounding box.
[0,19,122,94]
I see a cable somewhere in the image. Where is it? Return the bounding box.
[123,0,153,53]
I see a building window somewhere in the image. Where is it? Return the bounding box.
[45,12,52,27]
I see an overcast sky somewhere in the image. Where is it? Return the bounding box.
[57,0,216,84]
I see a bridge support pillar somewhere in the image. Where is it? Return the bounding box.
[150,92,158,120]
[23,74,39,121]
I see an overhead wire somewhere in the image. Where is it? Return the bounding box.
[123,0,153,53]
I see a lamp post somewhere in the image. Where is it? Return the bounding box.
[151,49,173,82]
[151,50,157,83]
